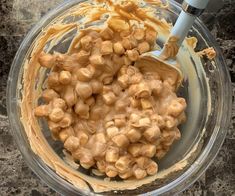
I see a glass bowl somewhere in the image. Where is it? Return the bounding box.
[7,0,232,195]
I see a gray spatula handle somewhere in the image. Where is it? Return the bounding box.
[170,0,210,47]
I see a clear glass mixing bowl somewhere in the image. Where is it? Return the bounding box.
[7,0,232,195]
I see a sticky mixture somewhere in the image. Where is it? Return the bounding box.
[161,36,180,60]
[20,0,215,193]
[35,15,186,180]
[197,47,216,60]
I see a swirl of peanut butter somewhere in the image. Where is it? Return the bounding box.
[161,36,180,60]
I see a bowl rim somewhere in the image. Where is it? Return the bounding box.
[7,0,232,195]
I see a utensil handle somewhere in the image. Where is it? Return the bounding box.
[184,0,210,9]
[170,0,210,46]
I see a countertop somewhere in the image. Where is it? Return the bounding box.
[0,0,234,195]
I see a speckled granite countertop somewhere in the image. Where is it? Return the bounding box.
[0,0,234,195]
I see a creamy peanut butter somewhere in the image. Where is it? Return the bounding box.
[197,47,216,60]
[161,36,180,59]
[20,0,215,193]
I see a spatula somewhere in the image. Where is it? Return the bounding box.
[136,0,210,89]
